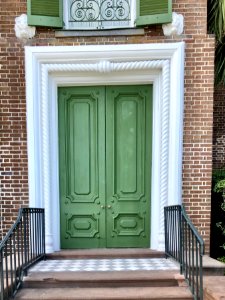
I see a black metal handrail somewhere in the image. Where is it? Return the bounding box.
[0,208,45,300]
[164,205,204,300]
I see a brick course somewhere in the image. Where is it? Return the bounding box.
[0,0,215,253]
[213,85,225,170]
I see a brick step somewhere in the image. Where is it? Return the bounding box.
[15,286,193,300]
[46,249,165,260]
[22,270,181,289]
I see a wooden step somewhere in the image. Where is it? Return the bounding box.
[15,286,193,300]
[46,249,165,260]
[22,270,180,289]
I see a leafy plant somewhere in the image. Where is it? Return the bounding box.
[217,256,225,263]
[214,179,225,199]
[213,172,225,252]
[212,170,225,187]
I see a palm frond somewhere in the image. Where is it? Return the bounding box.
[208,0,225,41]
[208,0,225,85]
[215,39,225,85]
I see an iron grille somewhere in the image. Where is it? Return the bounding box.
[68,0,131,29]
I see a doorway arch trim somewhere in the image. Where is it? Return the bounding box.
[25,43,185,253]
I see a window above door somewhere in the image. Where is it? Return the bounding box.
[27,0,172,29]
[64,0,134,30]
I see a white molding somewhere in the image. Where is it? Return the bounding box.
[25,43,185,253]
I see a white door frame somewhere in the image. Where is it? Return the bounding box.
[25,43,185,253]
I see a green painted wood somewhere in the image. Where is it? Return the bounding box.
[58,86,106,249]
[59,85,152,249]
[106,85,152,248]
[136,0,172,26]
[27,0,62,27]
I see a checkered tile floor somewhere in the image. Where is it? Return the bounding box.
[29,258,179,272]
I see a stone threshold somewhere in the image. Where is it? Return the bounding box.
[203,255,225,276]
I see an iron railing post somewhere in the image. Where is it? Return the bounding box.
[164,207,168,258]
[0,249,4,300]
[42,210,46,260]
[199,245,203,300]
[179,206,183,274]
[23,210,28,276]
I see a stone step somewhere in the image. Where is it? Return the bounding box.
[202,255,225,276]
[22,270,181,289]
[15,286,193,300]
[203,276,225,300]
[46,249,165,260]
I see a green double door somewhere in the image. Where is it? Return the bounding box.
[58,85,152,249]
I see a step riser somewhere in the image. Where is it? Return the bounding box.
[23,279,178,289]
[15,287,193,300]
[46,250,165,260]
[15,296,193,300]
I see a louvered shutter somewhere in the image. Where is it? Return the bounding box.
[136,0,172,26]
[27,0,63,27]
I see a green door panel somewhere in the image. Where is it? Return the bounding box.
[58,86,106,249]
[106,86,152,248]
[58,85,152,249]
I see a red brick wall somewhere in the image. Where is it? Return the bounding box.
[0,0,215,252]
[0,0,29,239]
[213,85,225,169]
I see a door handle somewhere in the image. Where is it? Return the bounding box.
[100,205,105,209]
[107,205,112,209]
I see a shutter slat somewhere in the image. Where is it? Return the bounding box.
[31,0,59,17]
[140,0,168,16]
[27,0,62,27]
[136,0,172,26]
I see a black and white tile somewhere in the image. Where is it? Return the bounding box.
[29,258,179,272]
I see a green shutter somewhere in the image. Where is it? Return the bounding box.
[136,0,172,26]
[27,0,63,27]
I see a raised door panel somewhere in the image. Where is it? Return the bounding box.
[106,85,152,248]
[58,86,106,248]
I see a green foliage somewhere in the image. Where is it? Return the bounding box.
[217,256,225,263]
[208,0,225,41]
[208,0,225,86]
[214,179,225,198]
[212,170,225,187]
[213,171,225,208]
[215,39,225,86]
[216,222,225,236]
[213,170,225,253]
[212,170,225,214]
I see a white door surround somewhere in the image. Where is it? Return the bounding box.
[25,43,185,253]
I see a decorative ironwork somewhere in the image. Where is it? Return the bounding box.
[0,208,45,300]
[69,0,131,29]
[164,205,204,300]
